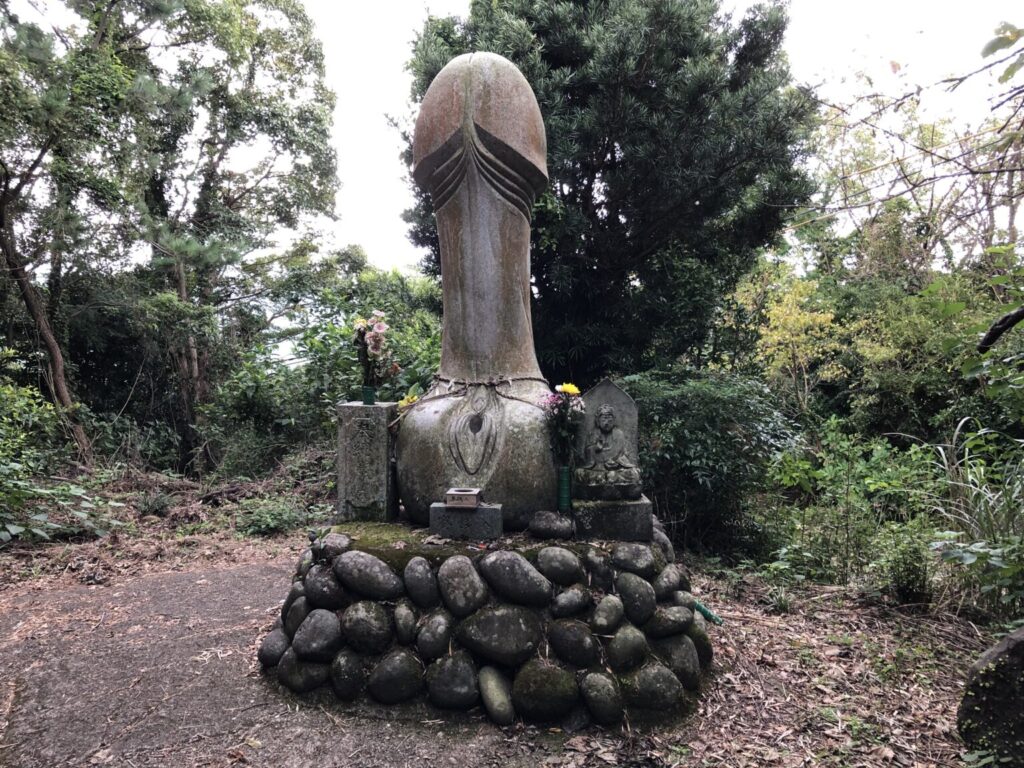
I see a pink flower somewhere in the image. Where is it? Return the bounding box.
[373,322,389,333]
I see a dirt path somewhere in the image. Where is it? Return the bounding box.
[0,546,987,768]
[0,559,557,768]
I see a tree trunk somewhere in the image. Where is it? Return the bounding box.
[0,223,93,464]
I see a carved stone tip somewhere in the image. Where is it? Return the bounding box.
[413,52,548,197]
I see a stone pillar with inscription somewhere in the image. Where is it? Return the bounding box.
[336,401,398,522]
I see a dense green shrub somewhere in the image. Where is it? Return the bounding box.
[622,367,794,552]
[871,519,934,606]
[765,419,938,584]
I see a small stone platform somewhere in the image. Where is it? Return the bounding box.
[258,523,715,727]
[572,496,654,542]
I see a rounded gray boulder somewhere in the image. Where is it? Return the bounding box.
[394,599,419,645]
[456,605,543,666]
[580,671,624,725]
[330,648,366,700]
[277,647,329,694]
[333,551,404,600]
[616,572,657,625]
[650,634,701,691]
[304,564,349,610]
[258,628,290,668]
[583,549,614,592]
[619,661,684,710]
[416,608,454,661]
[551,584,591,618]
[644,606,694,639]
[511,659,579,723]
[651,564,683,601]
[591,594,624,635]
[478,551,553,607]
[292,609,343,663]
[478,666,515,725]
[283,596,311,638]
[281,582,304,624]
[686,613,714,668]
[319,532,352,561]
[536,547,585,586]
[607,624,649,673]
[548,619,601,668]
[341,600,393,654]
[367,648,423,704]
[528,511,574,540]
[437,556,489,617]
[611,543,662,580]
[404,556,440,609]
[426,650,479,710]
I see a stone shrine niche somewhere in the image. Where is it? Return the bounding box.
[574,379,642,501]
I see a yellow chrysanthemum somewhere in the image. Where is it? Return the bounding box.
[557,383,581,396]
[398,394,419,408]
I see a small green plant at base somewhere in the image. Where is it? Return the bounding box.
[765,585,792,614]
[234,498,306,537]
[137,492,174,518]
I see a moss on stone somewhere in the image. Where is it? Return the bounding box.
[511,658,579,722]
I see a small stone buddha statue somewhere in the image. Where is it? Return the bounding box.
[574,404,643,500]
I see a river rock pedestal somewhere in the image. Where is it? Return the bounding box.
[337,402,398,522]
[258,525,715,728]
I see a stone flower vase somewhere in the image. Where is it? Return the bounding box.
[557,465,572,513]
[361,385,376,406]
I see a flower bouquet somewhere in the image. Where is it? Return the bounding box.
[353,310,400,404]
[540,383,585,512]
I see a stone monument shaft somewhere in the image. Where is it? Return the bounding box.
[396,53,556,527]
[413,52,548,381]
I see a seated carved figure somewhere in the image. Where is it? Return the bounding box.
[574,404,642,500]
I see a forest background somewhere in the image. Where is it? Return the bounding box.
[1,0,1022,629]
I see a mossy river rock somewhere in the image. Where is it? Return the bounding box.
[456,605,543,666]
[258,526,718,727]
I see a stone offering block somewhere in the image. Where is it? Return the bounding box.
[430,502,503,540]
[445,487,482,508]
[573,496,654,542]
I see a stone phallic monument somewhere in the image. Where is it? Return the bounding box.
[572,379,653,541]
[257,52,716,730]
[396,52,556,528]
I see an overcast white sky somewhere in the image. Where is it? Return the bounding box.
[304,0,1018,272]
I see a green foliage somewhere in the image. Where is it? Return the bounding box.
[871,519,933,605]
[927,420,1024,545]
[294,267,442,408]
[623,366,794,551]
[234,497,305,537]
[925,420,1024,619]
[405,0,814,385]
[0,349,124,544]
[766,419,937,584]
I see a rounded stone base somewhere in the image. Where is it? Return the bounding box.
[258,527,716,728]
